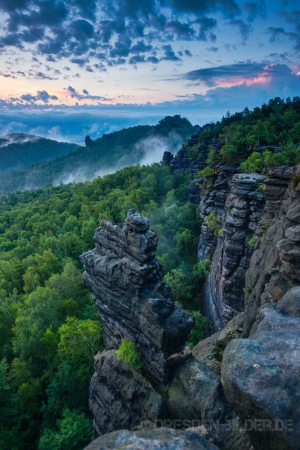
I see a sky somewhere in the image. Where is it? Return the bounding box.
[0,0,300,143]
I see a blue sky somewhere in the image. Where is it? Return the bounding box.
[0,0,299,143]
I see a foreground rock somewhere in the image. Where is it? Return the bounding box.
[222,287,300,450]
[80,209,194,385]
[167,356,251,450]
[83,428,220,450]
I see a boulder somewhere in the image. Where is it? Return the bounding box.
[167,356,251,450]
[222,292,300,450]
[83,428,221,450]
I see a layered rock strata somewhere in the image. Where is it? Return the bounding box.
[89,350,163,437]
[199,173,266,333]
[80,210,195,437]
[80,209,194,385]
[242,164,300,337]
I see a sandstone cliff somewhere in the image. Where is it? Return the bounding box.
[80,209,251,449]
[198,171,266,333]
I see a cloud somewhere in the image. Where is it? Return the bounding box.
[228,19,252,42]
[63,86,114,102]
[20,90,58,103]
[184,62,270,86]
[162,0,240,18]
[243,1,266,22]
[0,0,247,70]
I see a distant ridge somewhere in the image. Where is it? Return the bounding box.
[0,115,197,194]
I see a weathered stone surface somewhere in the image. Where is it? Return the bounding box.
[89,350,163,437]
[83,428,221,450]
[287,200,300,223]
[167,356,251,450]
[80,209,194,385]
[192,313,244,376]
[222,294,300,450]
[188,177,203,204]
[242,165,300,337]
[285,225,300,242]
[276,286,300,318]
[200,173,266,333]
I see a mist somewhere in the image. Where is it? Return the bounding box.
[53,132,184,187]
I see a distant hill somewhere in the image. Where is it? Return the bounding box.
[0,133,78,173]
[0,116,198,193]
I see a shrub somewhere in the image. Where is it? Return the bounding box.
[206,211,222,237]
[248,235,257,248]
[116,340,141,371]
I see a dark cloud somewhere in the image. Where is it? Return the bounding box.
[21,90,58,103]
[69,0,97,21]
[242,1,266,22]
[161,44,181,61]
[184,62,268,86]
[162,0,240,18]
[35,71,58,80]
[229,19,252,42]
[70,20,94,40]
[131,41,152,54]
[194,16,217,41]
[165,20,195,40]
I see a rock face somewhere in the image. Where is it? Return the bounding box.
[222,287,300,450]
[80,209,194,385]
[192,312,244,376]
[242,164,300,337]
[89,350,163,437]
[166,356,251,450]
[84,428,221,450]
[199,173,266,333]
[80,210,195,437]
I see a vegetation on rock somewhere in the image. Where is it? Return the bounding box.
[116,340,142,372]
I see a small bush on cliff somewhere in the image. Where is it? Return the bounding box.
[116,340,141,371]
[248,235,257,248]
[206,211,222,237]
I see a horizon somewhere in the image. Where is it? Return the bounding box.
[0,0,299,143]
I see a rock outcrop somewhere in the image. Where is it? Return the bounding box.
[222,287,300,450]
[242,164,300,337]
[80,210,195,437]
[84,427,221,450]
[199,173,266,333]
[80,209,194,385]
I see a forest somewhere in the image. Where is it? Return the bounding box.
[1,96,300,449]
[0,163,205,450]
